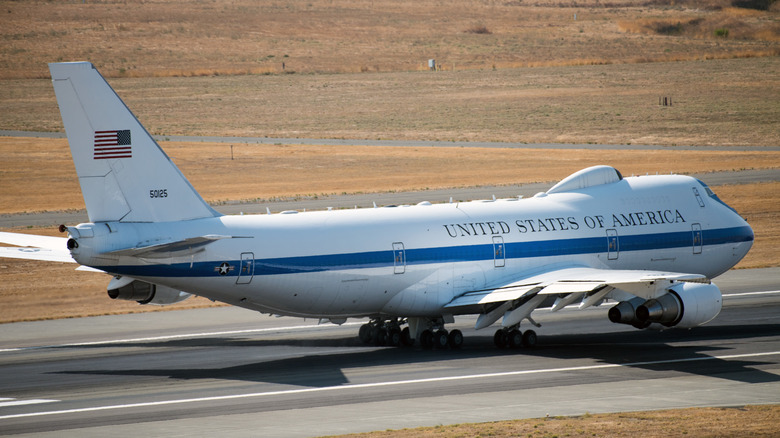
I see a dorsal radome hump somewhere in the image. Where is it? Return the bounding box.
[547,165,623,194]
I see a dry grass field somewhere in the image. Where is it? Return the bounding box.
[2,57,779,146]
[1,0,778,80]
[335,405,780,438]
[1,137,779,214]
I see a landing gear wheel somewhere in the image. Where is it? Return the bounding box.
[448,329,464,349]
[508,329,523,348]
[420,329,434,349]
[522,329,537,348]
[387,327,401,347]
[433,329,449,349]
[494,329,508,349]
[374,327,387,346]
[358,324,372,344]
[400,327,414,346]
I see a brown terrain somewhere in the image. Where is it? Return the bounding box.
[1,0,778,80]
[333,405,780,438]
[0,1,778,433]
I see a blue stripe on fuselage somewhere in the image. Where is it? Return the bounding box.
[94,226,753,278]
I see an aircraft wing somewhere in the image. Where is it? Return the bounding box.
[445,266,709,329]
[0,232,76,263]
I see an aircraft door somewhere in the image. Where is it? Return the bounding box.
[692,223,703,254]
[493,236,505,267]
[393,242,406,274]
[606,229,619,260]
[236,252,254,284]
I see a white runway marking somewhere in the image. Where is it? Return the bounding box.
[724,290,780,298]
[0,398,58,408]
[0,322,363,353]
[0,350,778,421]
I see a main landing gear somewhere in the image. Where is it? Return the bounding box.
[358,318,538,350]
[358,318,414,347]
[493,327,537,349]
[418,327,463,350]
[358,318,464,349]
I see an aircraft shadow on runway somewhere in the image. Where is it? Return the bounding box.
[526,324,780,385]
[54,323,780,388]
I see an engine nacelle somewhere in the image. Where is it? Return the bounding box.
[607,297,651,329]
[610,282,722,329]
[107,276,192,306]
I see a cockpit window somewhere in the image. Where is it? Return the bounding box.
[692,187,705,207]
[696,179,737,214]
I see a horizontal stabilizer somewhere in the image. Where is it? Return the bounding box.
[0,246,76,263]
[107,234,251,258]
[0,232,75,263]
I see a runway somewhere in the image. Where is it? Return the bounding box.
[0,268,778,437]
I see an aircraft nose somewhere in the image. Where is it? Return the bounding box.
[734,217,754,261]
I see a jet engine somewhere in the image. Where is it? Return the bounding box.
[607,297,651,329]
[107,276,192,305]
[609,282,721,329]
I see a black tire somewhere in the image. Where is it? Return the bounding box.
[434,329,449,349]
[448,329,464,349]
[374,327,387,346]
[522,329,538,347]
[420,329,434,349]
[387,328,401,347]
[358,324,372,344]
[493,329,508,349]
[400,327,414,346]
[508,329,523,348]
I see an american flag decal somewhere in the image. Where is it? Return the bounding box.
[94,130,132,159]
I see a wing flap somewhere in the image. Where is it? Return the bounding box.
[445,265,712,330]
[444,283,540,308]
[538,281,605,295]
[534,267,708,299]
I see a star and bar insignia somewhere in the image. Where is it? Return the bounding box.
[215,262,234,275]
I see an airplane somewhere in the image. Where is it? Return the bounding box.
[0,62,754,349]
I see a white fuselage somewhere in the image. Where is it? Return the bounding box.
[68,173,753,319]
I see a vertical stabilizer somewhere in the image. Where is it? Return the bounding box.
[49,62,220,223]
